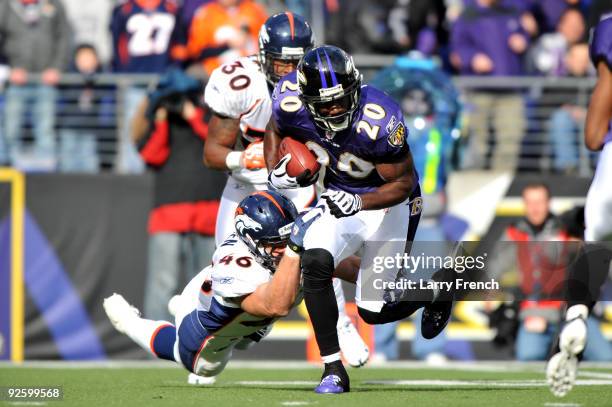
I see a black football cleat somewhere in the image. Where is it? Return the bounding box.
[314,360,350,394]
[421,267,455,339]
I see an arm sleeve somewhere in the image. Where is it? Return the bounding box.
[203,68,240,118]
[51,0,72,70]
[187,107,208,141]
[138,120,170,165]
[590,17,612,71]
[368,104,411,164]
[450,17,478,73]
[109,6,122,72]
[212,269,270,298]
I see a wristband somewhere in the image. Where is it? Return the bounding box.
[285,246,300,258]
[225,151,243,170]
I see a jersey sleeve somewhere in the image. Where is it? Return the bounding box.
[211,261,270,298]
[590,15,612,70]
[270,71,303,134]
[203,59,265,123]
[210,240,271,298]
[366,97,410,164]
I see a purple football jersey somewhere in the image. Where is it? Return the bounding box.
[589,14,612,144]
[272,71,415,194]
[590,14,612,70]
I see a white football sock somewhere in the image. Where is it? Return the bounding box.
[125,317,173,355]
[322,352,342,364]
[333,278,348,325]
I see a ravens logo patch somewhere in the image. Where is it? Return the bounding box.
[387,122,406,147]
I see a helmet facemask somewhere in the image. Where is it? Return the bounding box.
[301,78,361,133]
[242,222,293,271]
[259,49,303,87]
[258,19,313,88]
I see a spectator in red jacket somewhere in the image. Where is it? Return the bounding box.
[132,69,226,321]
[490,182,612,361]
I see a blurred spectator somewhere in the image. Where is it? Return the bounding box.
[369,55,461,362]
[62,0,114,64]
[57,44,115,172]
[529,0,581,34]
[527,7,585,76]
[0,0,71,170]
[110,0,180,173]
[169,0,212,69]
[451,0,528,170]
[110,0,179,73]
[283,0,311,21]
[132,69,226,321]
[547,42,595,173]
[587,0,612,29]
[186,0,267,77]
[490,183,612,361]
[327,0,446,55]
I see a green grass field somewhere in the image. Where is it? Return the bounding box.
[1,362,612,407]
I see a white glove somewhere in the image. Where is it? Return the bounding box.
[268,154,318,189]
[559,304,588,355]
[268,154,299,189]
[321,189,362,218]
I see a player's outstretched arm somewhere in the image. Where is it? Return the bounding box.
[361,152,417,210]
[203,113,242,169]
[585,62,612,151]
[240,250,301,318]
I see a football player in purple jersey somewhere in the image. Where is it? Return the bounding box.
[264,45,455,394]
[547,13,612,397]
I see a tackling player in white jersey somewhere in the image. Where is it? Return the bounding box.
[547,13,612,397]
[104,191,308,384]
[202,12,369,367]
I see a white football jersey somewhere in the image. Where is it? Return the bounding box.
[186,234,280,351]
[209,233,272,300]
[204,56,271,185]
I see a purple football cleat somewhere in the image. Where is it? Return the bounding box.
[314,374,346,394]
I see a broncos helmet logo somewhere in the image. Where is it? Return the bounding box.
[235,214,263,235]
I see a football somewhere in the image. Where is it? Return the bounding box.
[278,137,321,178]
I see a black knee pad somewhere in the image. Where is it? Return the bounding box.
[301,248,334,292]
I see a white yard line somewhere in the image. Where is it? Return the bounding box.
[233,379,612,388]
[0,360,611,373]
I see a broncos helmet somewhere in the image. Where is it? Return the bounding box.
[234,190,298,270]
[297,45,362,133]
[258,12,315,87]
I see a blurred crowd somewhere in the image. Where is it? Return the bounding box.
[0,0,610,172]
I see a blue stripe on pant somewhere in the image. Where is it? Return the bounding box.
[177,309,211,372]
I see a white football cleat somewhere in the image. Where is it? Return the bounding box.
[103,293,141,335]
[337,316,369,368]
[559,307,588,356]
[168,295,182,317]
[547,350,578,397]
[188,373,217,385]
[546,304,588,397]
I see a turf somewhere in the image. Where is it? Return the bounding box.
[1,363,611,407]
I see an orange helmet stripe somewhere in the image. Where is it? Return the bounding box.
[252,191,286,218]
[285,11,295,40]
